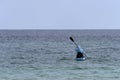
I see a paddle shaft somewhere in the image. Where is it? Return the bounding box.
[73,41,78,47]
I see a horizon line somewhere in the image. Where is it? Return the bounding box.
[0,28,120,30]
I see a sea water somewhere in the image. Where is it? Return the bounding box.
[0,30,120,80]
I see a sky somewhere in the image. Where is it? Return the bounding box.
[0,0,120,29]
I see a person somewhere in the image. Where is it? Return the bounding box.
[75,45,85,58]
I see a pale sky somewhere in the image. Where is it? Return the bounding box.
[0,0,120,29]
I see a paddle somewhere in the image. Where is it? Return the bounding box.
[69,37,78,47]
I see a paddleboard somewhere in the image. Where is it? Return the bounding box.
[75,57,85,61]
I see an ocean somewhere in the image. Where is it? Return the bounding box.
[0,30,120,80]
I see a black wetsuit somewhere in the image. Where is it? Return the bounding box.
[76,52,84,58]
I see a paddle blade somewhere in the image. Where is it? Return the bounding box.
[69,37,74,42]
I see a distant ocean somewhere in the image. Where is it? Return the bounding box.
[0,30,120,80]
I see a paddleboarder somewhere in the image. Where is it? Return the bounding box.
[69,37,86,61]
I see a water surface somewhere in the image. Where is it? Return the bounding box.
[0,30,120,80]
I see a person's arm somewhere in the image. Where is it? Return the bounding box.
[77,46,84,53]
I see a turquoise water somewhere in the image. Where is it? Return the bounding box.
[0,30,120,80]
